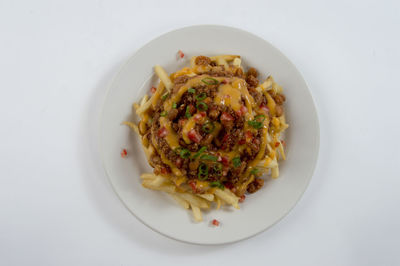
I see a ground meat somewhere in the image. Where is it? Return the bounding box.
[174,75,189,85]
[143,63,286,196]
[274,93,286,105]
[195,56,211,65]
[248,141,260,154]
[275,105,283,117]
[248,87,264,106]
[168,108,178,120]
[247,178,264,193]
[186,104,196,116]
[207,66,234,77]
[158,138,175,162]
[189,160,200,171]
[150,155,162,165]
[242,142,259,161]
[235,68,245,78]
[246,75,259,88]
[232,161,247,177]
[172,122,179,132]
[221,119,234,131]
[208,107,220,120]
[247,67,258,78]
[188,142,199,152]
[172,75,190,93]
[200,134,214,146]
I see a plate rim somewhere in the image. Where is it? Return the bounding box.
[99,24,320,245]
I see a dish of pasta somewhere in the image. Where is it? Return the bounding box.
[124,54,289,222]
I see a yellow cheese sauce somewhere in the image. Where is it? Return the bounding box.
[181,116,197,144]
[214,83,242,111]
[159,117,180,149]
[163,75,224,112]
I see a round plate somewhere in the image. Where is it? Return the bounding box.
[100,25,319,245]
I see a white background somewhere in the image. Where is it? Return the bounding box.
[1,0,399,265]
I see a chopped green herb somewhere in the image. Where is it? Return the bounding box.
[202,121,215,133]
[188,88,196,93]
[210,181,224,189]
[179,148,191,159]
[254,115,266,122]
[200,154,218,162]
[192,146,207,159]
[172,102,177,109]
[248,121,262,129]
[232,157,241,168]
[250,168,260,175]
[160,111,168,117]
[248,115,266,129]
[201,77,219,85]
[161,92,169,100]
[185,106,192,118]
[195,92,207,101]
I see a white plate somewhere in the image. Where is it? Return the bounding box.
[100,25,319,245]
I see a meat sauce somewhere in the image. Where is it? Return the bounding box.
[144,56,286,195]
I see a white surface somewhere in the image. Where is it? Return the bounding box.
[0,0,399,265]
[101,25,319,244]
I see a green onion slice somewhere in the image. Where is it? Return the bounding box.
[232,157,241,168]
[161,92,169,100]
[210,181,224,189]
[198,163,209,180]
[248,115,266,129]
[250,168,260,175]
[185,106,192,118]
[192,146,207,159]
[195,92,207,101]
[196,102,208,111]
[200,154,218,162]
[202,121,215,133]
[201,77,219,85]
[179,149,191,159]
[213,163,222,176]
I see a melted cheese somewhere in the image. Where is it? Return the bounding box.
[214,83,242,112]
[242,122,270,180]
[232,79,255,116]
[151,133,182,177]
[220,149,241,160]
[159,117,180,149]
[182,116,197,144]
[154,117,182,176]
[164,75,222,112]
[214,78,255,134]
[172,176,187,186]
[170,67,195,80]
[264,92,276,116]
